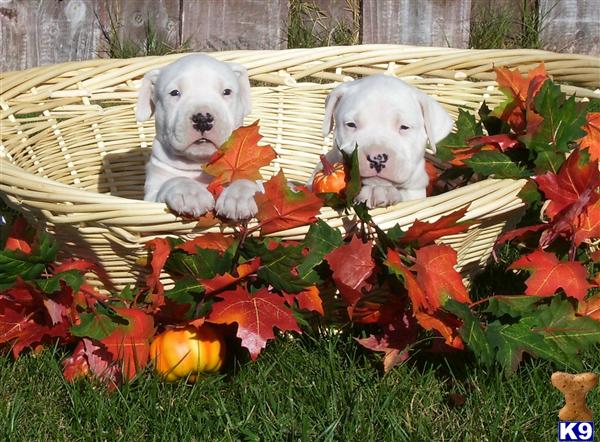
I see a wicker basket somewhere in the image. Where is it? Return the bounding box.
[2,45,599,291]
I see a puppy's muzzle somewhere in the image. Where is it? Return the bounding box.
[191,112,214,133]
[366,153,388,173]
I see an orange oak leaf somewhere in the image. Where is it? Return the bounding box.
[176,233,236,254]
[255,171,323,234]
[384,249,429,313]
[204,121,277,185]
[413,245,471,308]
[578,294,600,322]
[201,258,261,295]
[325,236,375,314]
[283,285,324,316]
[509,250,591,300]
[579,113,600,161]
[397,206,470,247]
[100,307,155,381]
[145,237,171,302]
[206,287,301,360]
[415,311,464,349]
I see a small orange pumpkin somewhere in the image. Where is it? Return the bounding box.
[149,324,225,382]
[312,154,347,194]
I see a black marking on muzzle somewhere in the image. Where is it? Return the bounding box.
[367,153,388,173]
[191,112,214,132]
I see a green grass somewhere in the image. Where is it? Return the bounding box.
[2,331,597,441]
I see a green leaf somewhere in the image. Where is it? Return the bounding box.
[437,109,484,161]
[253,240,312,292]
[165,279,204,306]
[486,320,570,374]
[465,151,526,178]
[70,313,119,340]
[526,81,588,154]
[516,180,541,205]
[533,150,565,174]
[165,247,233,279]
[0,232,59,288]
[485,295,543,318]
[445,299,494,367]
[343,147,361,205]
[34,270,83,294]
[296,221,343,283]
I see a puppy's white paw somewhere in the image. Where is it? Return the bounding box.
[160,178,215,217]
[355,185,403,209]
[215,179,261,220]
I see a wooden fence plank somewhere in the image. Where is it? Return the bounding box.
[97,0,181,54]
[539,0,600,56]
[181,0,288,50]
[0,0,101,72]
[361,0,472,48]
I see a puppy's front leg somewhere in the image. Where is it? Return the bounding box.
[157,177,215,217]
[215,179,262,220]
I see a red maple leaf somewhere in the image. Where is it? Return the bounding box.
[176,233,236,254]
[145,237,171,304]
[397,206,471,247]
[100,307,155,380]
[573,201,600,247]
[425,160,439,196]
[413,245,471,308]
[385,249,429,312]
[206,287,301,360]
[534,149,600,219]
[325,236,375,315]
[63,338,121,389]
[509,250,591,300]
[579,113,600,161]
[255,171,323,234]
[201,258,260,295]
[283,285,324,316]
[52,258,114,291]
[204,121,277,185]
[356,311,418,372]
[448,144,496,167]
[468,134,521,151]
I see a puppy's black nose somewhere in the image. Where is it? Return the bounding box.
[191,112,214,132]
[366,153,388,173]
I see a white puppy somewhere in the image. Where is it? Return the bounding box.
[137,54,261,219]
[317,75,453,208]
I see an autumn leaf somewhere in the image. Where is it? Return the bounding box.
[384,249,429,313]
[397,206,471,247]
[413,245,471,308]
[201,258,260,295]
[207,287,301,360]
[255,171,323,234]
[578,294,600,322]
[534,149,600,219]
[283,285,324,316]
[579,113,600,161]
[509,250,591,300]
[204,121,277,185]
[325,236,375,314]
[176,233,236,254]
[415,311,464,349]
[4,217,32,254]
[573,201,600,247]
[63,338,121,388]
[100,307,154,380]
[468,134,521,151]
[145,238,171,302]
[52,258,114,292]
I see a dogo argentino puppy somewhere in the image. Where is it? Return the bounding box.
[316,74,453,208]
[137,54,261,220]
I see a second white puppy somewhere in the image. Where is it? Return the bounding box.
[317,75,453,208]
[137,54,260,220]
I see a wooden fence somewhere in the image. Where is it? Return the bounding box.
[0,0,598,72]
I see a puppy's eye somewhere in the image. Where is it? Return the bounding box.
[345,122,357,128]
[223,88,232,96]
[169,89,180,97]
[400,125,410,130]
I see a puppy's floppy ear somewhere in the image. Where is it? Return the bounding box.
[229,62,252,125]
[136,69,160,122]
[415,91,454,153]
[322,82,351,137]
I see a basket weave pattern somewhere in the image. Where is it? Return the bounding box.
[1,45,599,290]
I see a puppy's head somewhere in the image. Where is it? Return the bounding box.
[136,54,252,161]
[322,75,453,185]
